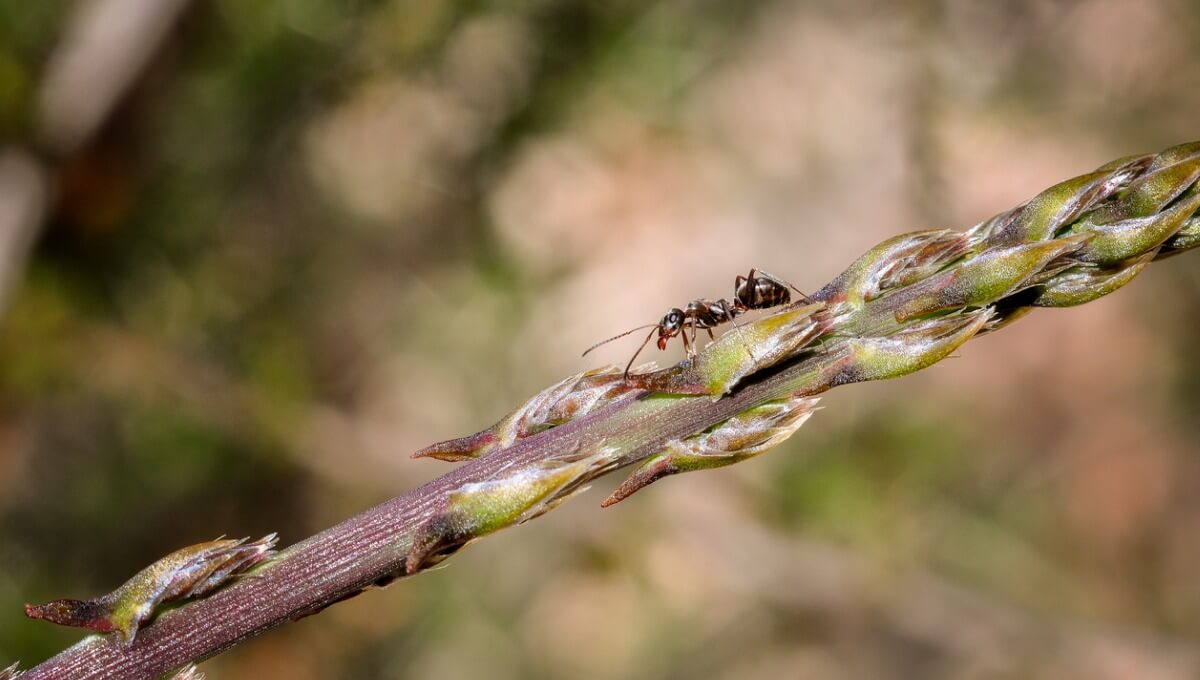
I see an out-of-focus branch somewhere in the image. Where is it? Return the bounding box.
[37,0,193,155]
[19,141,1200,679]
[0,0,193,316]
[0,151,48,313]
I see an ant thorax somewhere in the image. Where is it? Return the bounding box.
[685,299,741,329]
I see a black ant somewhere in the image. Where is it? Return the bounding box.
[583,268,808,378]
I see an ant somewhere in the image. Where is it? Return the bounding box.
[583,268,809,378]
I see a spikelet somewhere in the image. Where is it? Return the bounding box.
[25,534,278,645]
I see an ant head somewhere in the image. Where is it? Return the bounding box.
[656,308,685,349]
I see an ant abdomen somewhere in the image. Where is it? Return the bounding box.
[735,269,792,310]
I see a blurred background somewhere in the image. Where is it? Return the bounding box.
[1,0,1199,677]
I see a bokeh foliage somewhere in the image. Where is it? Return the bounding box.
[2,1,1199,678]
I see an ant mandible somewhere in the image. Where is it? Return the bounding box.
[582,268,808,378]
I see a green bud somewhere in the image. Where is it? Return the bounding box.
[1079,157,1200,226]
[1033,254,1152,307]
[1095,153,1153,173]
[1156,216,1200,259]
[407,448,617,572]
[1147,141,1200,172]
[413,367,634,461]
[602,395,820,506]
[835,310,992,385]
[25,535,278,645]
[986,169,1130,245]
[814,230,968,306]
[1075,189,1200,265]
[889,237,1086,322]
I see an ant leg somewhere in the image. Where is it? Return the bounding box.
[706,328,715,341]
[681,324,695,358]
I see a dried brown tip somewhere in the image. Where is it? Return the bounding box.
[23,599,113,634]
[411,431,496,461]
[601,456,674,507]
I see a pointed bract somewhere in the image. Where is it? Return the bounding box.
[984,162,1143,245]
[1157,216,1200,258]
[1146,142,1200,171]
[602,395,820,506]
[814,230,969,306]
[25,534,278,645]
[406,447,620,573]
[835,310,993,385]
[412,367,636,461]
[1074,189,1200,265]
[1079,157,1200,226]
[888,238,1087,323]
[1034,254,1153,307]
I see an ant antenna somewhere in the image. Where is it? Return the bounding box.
[582,324,658,357]
[622,327,660,379]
